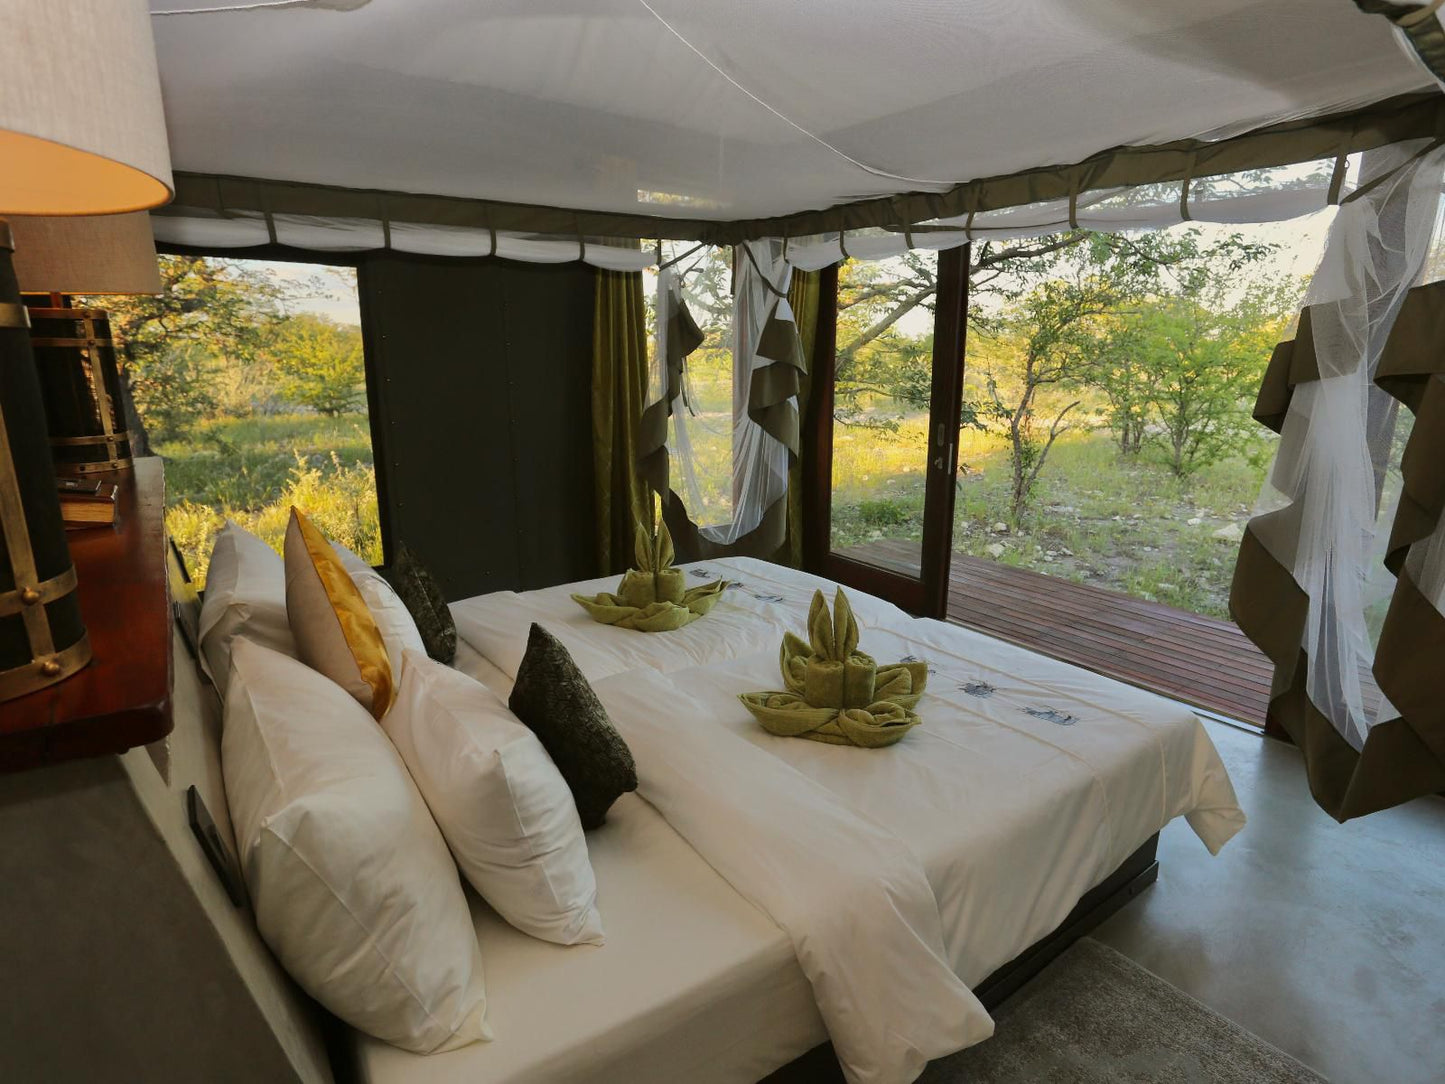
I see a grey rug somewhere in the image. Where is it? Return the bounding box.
[919,939,1328,1083]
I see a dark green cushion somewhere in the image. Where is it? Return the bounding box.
[508,624,637,829]
[384,543,456,663]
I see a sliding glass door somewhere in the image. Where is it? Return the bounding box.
[804,246,970,617]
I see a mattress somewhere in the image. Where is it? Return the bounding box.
[351,793,826,1084]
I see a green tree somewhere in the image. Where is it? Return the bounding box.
[977,229,1274,520]
[123,341,218,445]
[1074,310,1157,456]
[95,255,281,441]
[268,314,367,416]
[982,273,1112,521]
[1133,283,1294,475]
[832,237,1085,429]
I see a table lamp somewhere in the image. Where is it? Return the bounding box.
[12,213,163,475]
[0,1,172,702]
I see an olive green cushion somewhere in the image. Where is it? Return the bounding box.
[508,624,637,828]
[384,543,456,663]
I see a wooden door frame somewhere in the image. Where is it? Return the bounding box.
[803,245,971,618]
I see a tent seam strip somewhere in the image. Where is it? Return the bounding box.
[156,92,1445,247]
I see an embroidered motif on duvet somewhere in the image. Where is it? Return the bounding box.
[691,568,784,603]
[950,674,1079,724]
[1022,706,1078,726]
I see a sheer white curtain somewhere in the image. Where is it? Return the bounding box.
[710,239,795,545]
[652,263,711,520]
[1246,138,1445,751]
[648,240,800,550]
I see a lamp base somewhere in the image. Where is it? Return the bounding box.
[0,631,90,701]
[28,303,134,475]
[0,218,91,702]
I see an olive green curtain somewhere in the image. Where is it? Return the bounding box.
[646,245,809,563]
[592,269,651,575]
[1228,142,1445,822]
[780,268,822,567]
[1355,2,1445,82]
[1233,281,1445,820]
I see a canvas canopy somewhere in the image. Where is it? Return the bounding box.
[147,0,1440,256]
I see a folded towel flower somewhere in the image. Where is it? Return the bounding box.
[742,588,928,748]
[739,691,920,748]
[572,518,725,632]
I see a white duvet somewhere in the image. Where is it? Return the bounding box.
[598,669,992,1084]
[451,560,1246,1084]
[449,557,911,682]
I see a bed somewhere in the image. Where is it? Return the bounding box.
[348,557,1244,1084]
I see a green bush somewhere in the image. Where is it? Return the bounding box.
[162,413,381,586]
[856,499,913,528]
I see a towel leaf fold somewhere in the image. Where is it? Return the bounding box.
[738,691,921,748]
[574,517,726,632]
[743,588,928,748]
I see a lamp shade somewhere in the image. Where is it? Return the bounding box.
[0,0,172,215]
[10,213,162,295]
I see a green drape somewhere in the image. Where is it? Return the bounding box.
[1232,281,1445,821]
[592,269,650,575]
[646,249,810,563]
[781,269,822,567]
[1355,2,1445,82]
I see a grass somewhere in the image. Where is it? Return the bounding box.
[161,387,1271,621]
[158,412,382,586]
[828,414,1274,619]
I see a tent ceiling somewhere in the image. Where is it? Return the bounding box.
[148,0,1432,228]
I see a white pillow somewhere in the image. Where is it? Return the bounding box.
[333,543,425,680]
[197,521,295,694]
[223,638,490,1053]
[384,650,604,947]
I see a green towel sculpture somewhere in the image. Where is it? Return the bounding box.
[740,588,928,748]
[572,517,726,632]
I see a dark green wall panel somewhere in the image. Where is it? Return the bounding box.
[358,255,596,601]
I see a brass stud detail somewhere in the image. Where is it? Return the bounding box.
[19,587,40,605]
[39,659,62,677]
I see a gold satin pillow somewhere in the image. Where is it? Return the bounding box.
[284,507,394,718]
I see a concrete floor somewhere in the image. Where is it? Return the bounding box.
[1093,720,1445,1084]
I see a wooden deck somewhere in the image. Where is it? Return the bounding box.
[837,539,1272,727]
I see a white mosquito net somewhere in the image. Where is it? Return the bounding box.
[1246,139,1445,750]
[649,240,798,548]
[147,0,1429,230]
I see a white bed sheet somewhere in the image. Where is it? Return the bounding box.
[351,793,825,1084]
[448,557,911,683]
[452,638,514,699]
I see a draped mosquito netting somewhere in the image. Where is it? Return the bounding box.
[1232,137,1445,817]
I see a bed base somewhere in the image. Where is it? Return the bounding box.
[762,832,1161,1083]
